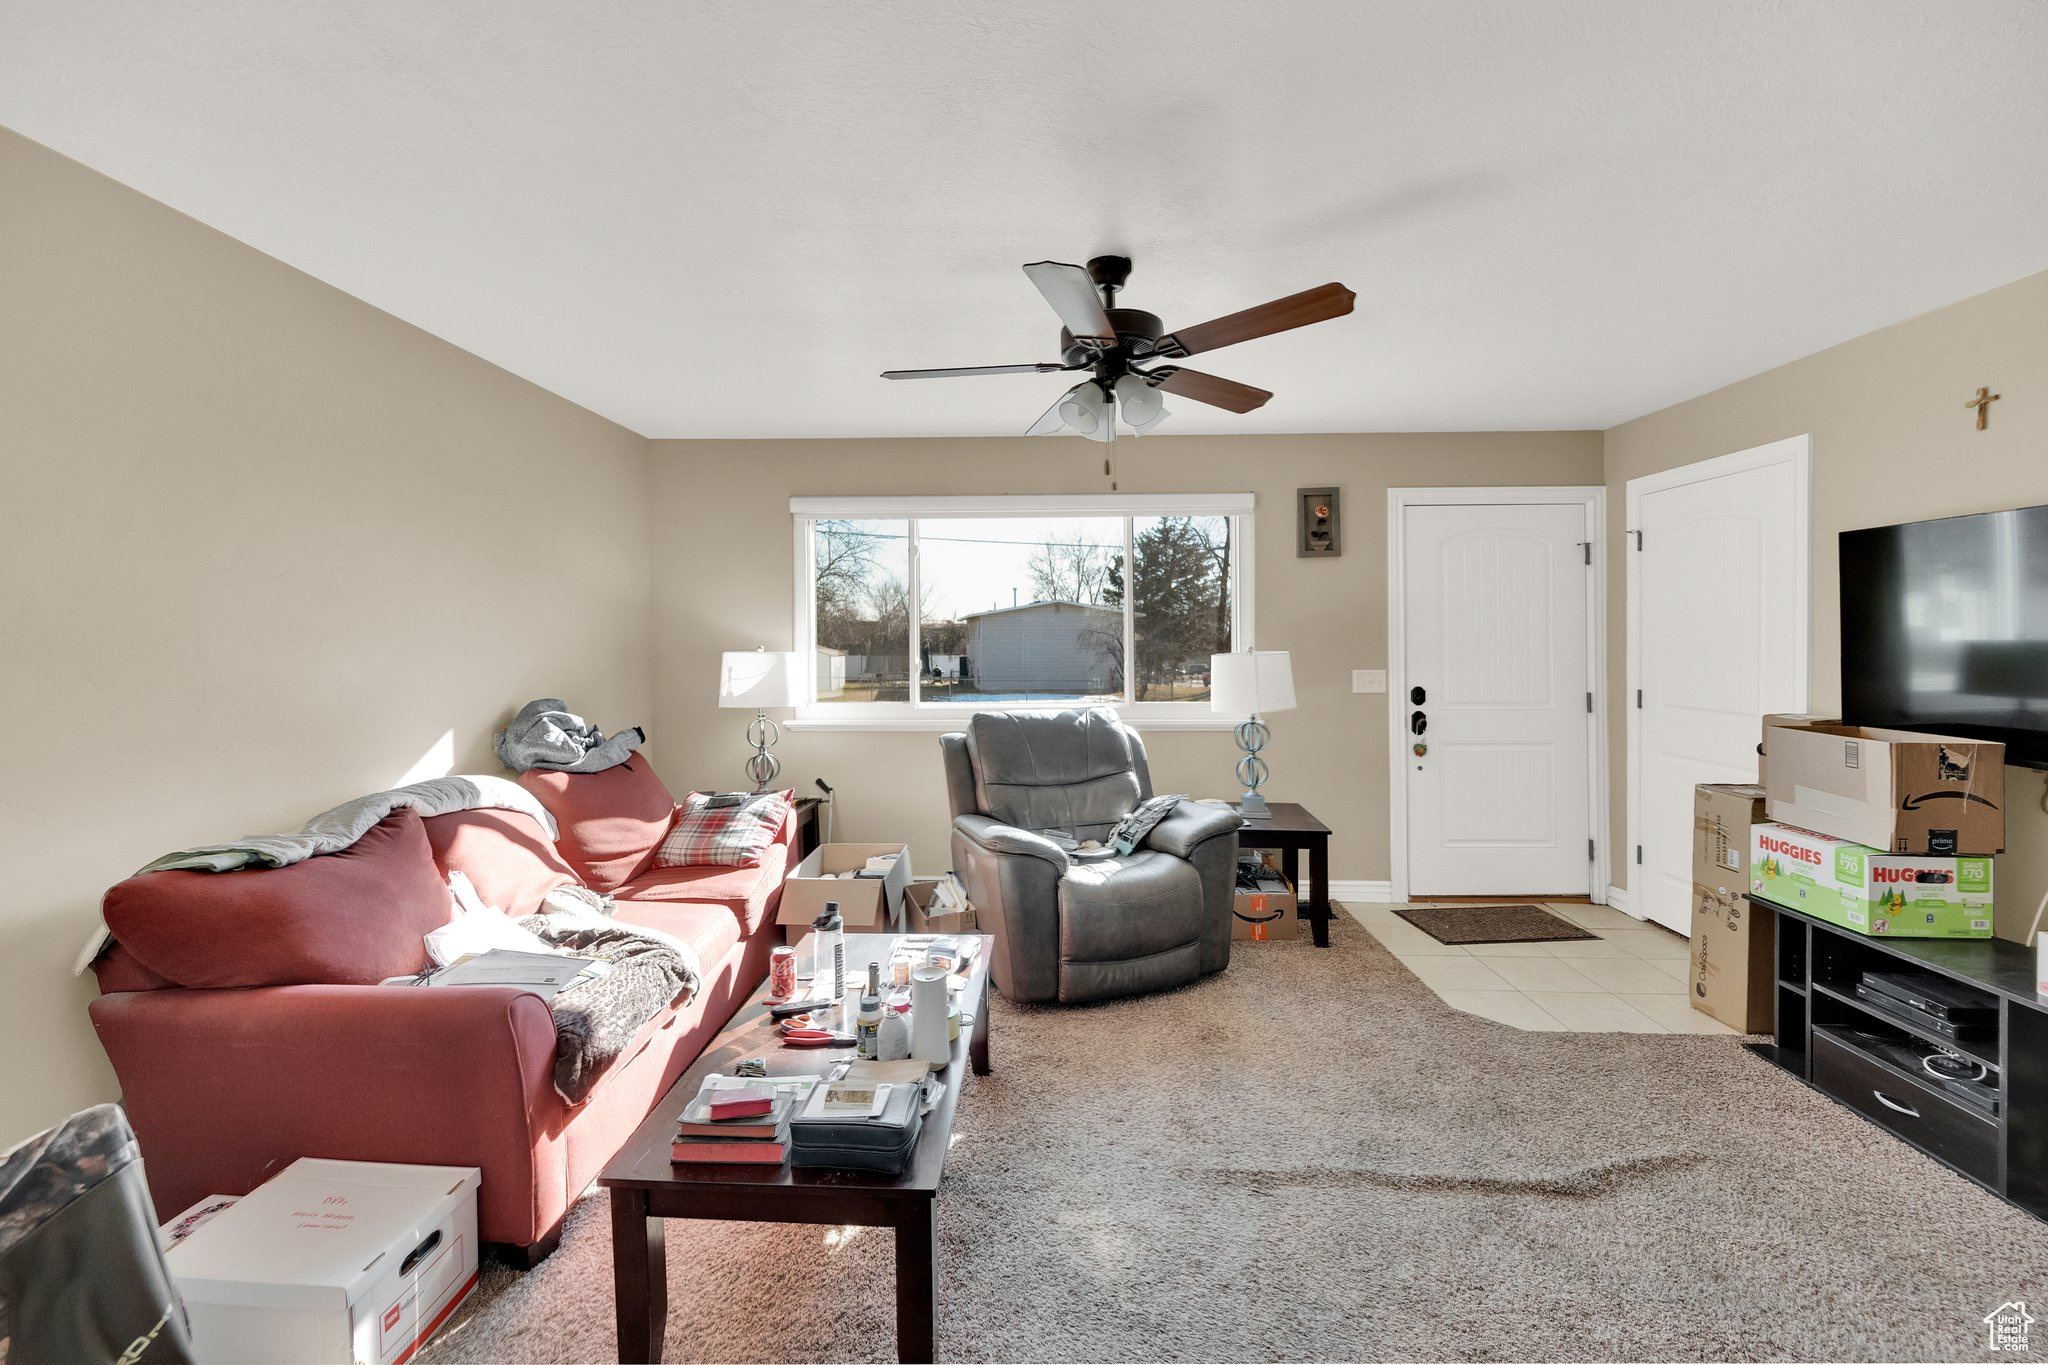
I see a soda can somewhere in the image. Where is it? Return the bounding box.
[769,945,797,1001]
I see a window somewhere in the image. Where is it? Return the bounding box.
[792,494,1254,727]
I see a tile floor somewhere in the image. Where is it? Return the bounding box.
[1344,900,1743,1035]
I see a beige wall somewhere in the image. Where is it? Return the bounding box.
[1603,269,2048,935]
[0,128,656,1139]
[648,432,1603,886]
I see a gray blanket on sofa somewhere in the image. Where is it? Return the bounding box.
[406,885,703,1107]
[133,775,557,875]
[519,888,701,1105]
[494,698,647,775]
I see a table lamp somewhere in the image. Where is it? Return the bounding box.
[1210,650,1296,819]
[718,649,804,792]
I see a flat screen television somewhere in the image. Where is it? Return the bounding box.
[1841,503,2048,770]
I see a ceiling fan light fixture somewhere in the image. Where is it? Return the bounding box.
[1114,374,1169,434]
[1057,382,1109,436]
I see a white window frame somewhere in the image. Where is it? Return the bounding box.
[790,493,1256,732]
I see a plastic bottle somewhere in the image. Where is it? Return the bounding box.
[856,963,883,1060]
[812,904,844,1004]
[910,966,950,1068]
[877,1000,911,1062]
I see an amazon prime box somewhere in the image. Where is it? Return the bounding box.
[1761,717,2004,856]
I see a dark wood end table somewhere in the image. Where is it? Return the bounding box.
[792,795,825,858]
[599,932,992,1364]
[1231,801,1334,948]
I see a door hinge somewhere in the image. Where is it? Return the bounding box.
[1586,691,1594,714]
[1588,838,1596,862]
[1636,688,1643,708]
[1577,540,1592,565]
[1636,844,1644,865]
[1631,529,1643,550]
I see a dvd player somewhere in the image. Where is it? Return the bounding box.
[1858,970,1998,1025]
[1853,981,1996,1041]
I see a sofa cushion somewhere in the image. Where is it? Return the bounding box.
[421,808,578,917]
[517,759,677,892]
[615,857,783,936]
[102,809,448,989]
[91,943,176,994]
[610,895,743,969]
[655,790,792,868]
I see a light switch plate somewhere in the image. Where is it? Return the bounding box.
[1353,669,1387,694]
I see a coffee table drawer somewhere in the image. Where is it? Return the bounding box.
[1812,1028,1997,1184]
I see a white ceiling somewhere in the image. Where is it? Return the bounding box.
[4,1,2045,438]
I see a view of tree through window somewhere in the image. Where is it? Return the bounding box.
[808,512,1237,707]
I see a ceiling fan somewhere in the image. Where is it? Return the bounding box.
[881,256,1356,441]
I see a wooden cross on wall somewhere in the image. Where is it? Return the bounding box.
[1967,386,2001,430]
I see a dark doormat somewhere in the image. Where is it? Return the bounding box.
[1395,903,1597,945]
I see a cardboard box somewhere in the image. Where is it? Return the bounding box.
[1693,782,1768,896]
[1233,852,1298,941]
[1689,883,1774,1032]
[904,876,977,935]
[1687,784,1773,1030]
[168,1158,480,1365]
[1750,822,1994,938]
[1761,716,2005,855]
[778,843,913,942]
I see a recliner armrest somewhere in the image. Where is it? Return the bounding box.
[953,814,1071,873]
[1142,801,1243,859]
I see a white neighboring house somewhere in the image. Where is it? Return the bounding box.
[961,601,1120,697]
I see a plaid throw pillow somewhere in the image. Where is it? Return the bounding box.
[656,790,793,868]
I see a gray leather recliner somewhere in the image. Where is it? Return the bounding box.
[940,708,1243,1004]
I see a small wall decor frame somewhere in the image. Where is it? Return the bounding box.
[1298,487,1340,557]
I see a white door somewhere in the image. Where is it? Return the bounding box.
[1403,501,1595,896]
[1629,437,1810,934]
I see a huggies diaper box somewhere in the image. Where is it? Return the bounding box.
[1750,821,1993,939]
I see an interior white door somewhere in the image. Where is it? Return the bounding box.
[1631,446,1808,934]
[1404,502,1593,896]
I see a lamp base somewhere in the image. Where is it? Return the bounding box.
[745,709,782,794]
[1237,791,1271,819]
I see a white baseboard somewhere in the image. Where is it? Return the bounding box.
[1328,879,1393,904]
[1604,885,1630,914]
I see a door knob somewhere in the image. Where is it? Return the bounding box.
[1410,711,1428,736]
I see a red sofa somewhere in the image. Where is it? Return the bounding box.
[89,758,789,1263]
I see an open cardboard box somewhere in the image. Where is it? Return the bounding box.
[904,876,976,934]
[1761,715,2005,855]
[777,843,913,943]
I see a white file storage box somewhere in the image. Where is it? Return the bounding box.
[167,1158,481,1365]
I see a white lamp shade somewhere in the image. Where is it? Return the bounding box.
[1210,651,1296,715]
[719,650,805,708]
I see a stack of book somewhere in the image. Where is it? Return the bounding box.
[670,1083,795,1165]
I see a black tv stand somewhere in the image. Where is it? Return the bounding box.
[1753,896,2048,1218]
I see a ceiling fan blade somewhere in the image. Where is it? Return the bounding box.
[1021,261,1117,348]
[1146,366,1273,414]
[1026,384,1084,435]
[1153,282,1356,358]
[882,363,1068,380]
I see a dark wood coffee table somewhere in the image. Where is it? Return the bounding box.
[1233,801,1334,947]
[599,932,992,1364]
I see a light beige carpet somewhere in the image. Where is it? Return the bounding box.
[421,913,2048,1363]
